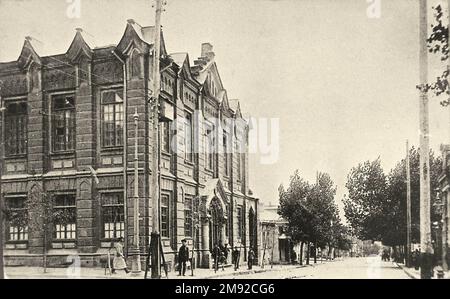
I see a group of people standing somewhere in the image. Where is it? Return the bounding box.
[212,242,256,272]
[108,237,258,276]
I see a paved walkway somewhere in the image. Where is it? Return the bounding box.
[395,262,450,279]
[4,263,305,279]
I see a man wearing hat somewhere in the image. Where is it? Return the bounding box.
[178,239,190,276]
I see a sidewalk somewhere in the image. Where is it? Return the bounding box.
[395,262,450,279]
[4,263,311,279]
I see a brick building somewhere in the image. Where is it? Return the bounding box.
[0,19,259,269]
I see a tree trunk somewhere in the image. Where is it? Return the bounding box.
[306,242,310,265]
[299,242,304,265]
[314,242,317,264]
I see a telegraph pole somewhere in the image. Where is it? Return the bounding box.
[131,108,142,275]
[0,85,4,279]
[150,0,163,279]
[406,140,412,267]
[418,0,434,279]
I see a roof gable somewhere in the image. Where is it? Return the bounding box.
[66,29,94,63]
[17,37,42,70]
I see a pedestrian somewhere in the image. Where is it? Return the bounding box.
[223,243,230,265]
[232,246,240,271]
[248,247,255,270]
[112,237,130,274]
[178,239,189,276]
[212,243,221,273]
[413,249,420,270]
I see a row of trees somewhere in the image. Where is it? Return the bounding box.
[343,148,441,253]
[278,171,352,265]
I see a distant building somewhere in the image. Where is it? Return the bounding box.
[0,19,259,269]
[259,204,292,265]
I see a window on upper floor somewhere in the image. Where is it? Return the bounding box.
[161,121,171,154]
[184,112,193,162]
[205,125,216,171]
[223,130,230,177]
[236,142,241,181]
[130,50,142,79]
[4,101,27,156]
[52,95,75,152]
[102,90,124,148]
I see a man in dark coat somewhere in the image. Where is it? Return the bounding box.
[232,246,240,271]
[212,243,221,273]
[248,248,255,270]
[178,239,189,276]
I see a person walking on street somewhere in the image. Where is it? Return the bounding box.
[112,237,130,274]
[232,246,240,271]
[178,239,190,276]
[212,243,221,273]
[248,247,255,270]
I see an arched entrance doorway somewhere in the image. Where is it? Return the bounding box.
[209,197,224,249]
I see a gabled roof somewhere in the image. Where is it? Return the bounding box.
[115,19,167,57]
[17,37,42,69]
[170,52,198,83]
[229,99,243,118]
[66,28,94,63]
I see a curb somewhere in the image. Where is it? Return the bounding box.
[394,262,418,279]
[203,261,328,279]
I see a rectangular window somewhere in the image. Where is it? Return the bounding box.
[225,204,230,237]
[5,101,27,156]
[185,112,193,162]
[102,90,124,147]
[223,131,229,176]
[184,197,193,237]
[6,196,28,241]
[101,193,125,239]
[237,206,243,239]
[52,95,75,152]
[236,142,241,181]
[206,126,215,171]
[161,194,170,238]
[53,194,77,240]
[161,121,171,153]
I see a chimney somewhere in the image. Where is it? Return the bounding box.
[201,43,215,61]
[127,19,136,25]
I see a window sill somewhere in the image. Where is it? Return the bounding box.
[4,154,27,160]
[101,146,124,153]
[51,151,75,157]
[161,151,172,158]
[184,160,194,166]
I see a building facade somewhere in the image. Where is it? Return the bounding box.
[260,205,293,265]
[0,19,259,269]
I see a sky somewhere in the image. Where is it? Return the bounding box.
[0,0,449,220]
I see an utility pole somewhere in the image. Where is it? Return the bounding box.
[406,140,412,268]
[150,0,163,279]
[130,108,142,275]
[0,85,4,279]
[418,0,434,279]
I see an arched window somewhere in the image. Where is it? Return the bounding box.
[130,49,142,78]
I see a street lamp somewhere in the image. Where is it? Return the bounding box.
[130,108,142,275]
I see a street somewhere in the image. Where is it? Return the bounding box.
[216,257,411,279]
